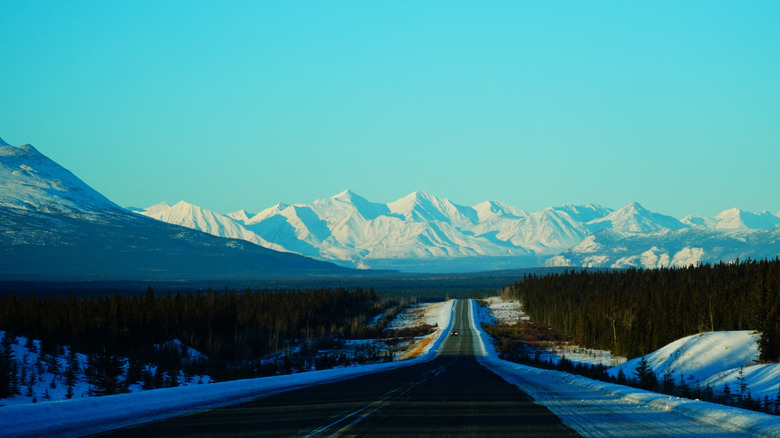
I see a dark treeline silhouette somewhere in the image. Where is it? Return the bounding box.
[0,286,395,385]
[502,258,780,361]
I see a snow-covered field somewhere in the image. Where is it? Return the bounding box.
[0,334,213,408]
[0,301,455,438]
[473,300,780,437]
[482,296,528,324]
[483,296,626,367]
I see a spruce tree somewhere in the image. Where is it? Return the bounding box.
[634,356,657,391]
[88,350,125,396]
[64,348,79,399]
[0,332,17,398]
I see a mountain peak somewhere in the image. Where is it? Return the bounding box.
[399,190,435,202]
[716,207,742,216]
[588,201,684,233]
[147,201,172,210]
[714,207,780,230]
[226,209,255,223]
[332,189,359,198]
[620,201,648,212]
[0,136,10,147]
[173,200,196,208]
[330,189,369,203]
[388,190,446,212]
[473,200,526,220]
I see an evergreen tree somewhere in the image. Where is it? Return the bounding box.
[125,359,143,389]
[616,368,627,385]
[720,383,732,404]
[87,350,125,396]
[0,332,17,398]
[634,356,657,391]
[736,366,749,404]
[661,370,675,395]
[64,348,79,399]
[774,385,780,414]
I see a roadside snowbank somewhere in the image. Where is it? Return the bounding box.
[0,301,454,438]
[608,330,780,402]
[470,300,780,437]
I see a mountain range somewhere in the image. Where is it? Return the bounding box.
[136,189,780,272]
[1,140,778,278]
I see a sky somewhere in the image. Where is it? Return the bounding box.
[2,1,779,219]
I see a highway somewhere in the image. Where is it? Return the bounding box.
[95,300,580,437]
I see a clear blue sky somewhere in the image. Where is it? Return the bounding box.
[2,1,779,218]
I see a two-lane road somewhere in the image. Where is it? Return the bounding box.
[96,300,579,437]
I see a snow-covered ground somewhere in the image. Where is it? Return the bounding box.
[0,334,213,408]
[483,296,780,405]
[609,330,780,403]
[472,300,780,437]
[0,301,453,408]
[387,300,454,359]
[5,298,780,437]
[0,301,455,438]
[483,296,626,367]
[482,296,528,324]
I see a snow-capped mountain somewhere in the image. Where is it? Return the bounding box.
[3,138,776,275]
[223,190,599,270]
[0,143,123,216]
[683,208,780,230]
[134,201,287,252]
[547,227,780,269]
[712,208,780,230]
[586,202,685,233]
[137,186,779,272]
[0,142,344,280]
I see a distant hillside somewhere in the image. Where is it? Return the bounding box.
[0,143,347,281]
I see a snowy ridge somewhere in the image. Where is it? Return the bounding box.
[0,144,123,216]
[135,201,287,252]
[608,330,780,404]
[140,191,617,270]
[587,201,685,233]
[712,208,780,230]
[549,227,780,269]
[140,189,779,272]
[608,331,761,385]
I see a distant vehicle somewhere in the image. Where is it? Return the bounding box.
[451,331,458,336]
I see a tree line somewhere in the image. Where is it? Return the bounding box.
[501,258,780,361]
[0,286,398,397]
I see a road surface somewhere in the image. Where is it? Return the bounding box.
[95,300,579,437]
